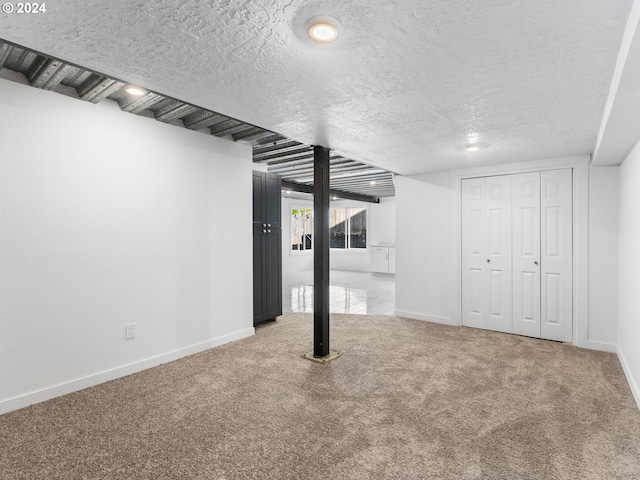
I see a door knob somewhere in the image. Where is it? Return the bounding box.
[534,261,539,265]
[486,259,491,263]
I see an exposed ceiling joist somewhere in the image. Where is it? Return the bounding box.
[0,38,396,198]
[253,140,304,157]
[282,180,379,204]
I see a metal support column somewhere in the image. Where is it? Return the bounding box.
[313,145,331,358]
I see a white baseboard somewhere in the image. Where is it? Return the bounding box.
[617,346,640,411]
[0,327,255,416]
[577,339,618,353]
[394,310,457,326]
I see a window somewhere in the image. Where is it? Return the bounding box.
[330,207,367,249]
[291,207,313,253]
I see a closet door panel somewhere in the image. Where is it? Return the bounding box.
[462,178,487,329]
[540,169,573,342]
[462,176,512,333]
[485,176,512,333]
[512,172,541,338]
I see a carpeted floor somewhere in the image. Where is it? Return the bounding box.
[1,313,639,479]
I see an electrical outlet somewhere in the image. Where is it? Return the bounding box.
[126,323,136,339]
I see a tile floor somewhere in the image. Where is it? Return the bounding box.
[283,269,396,315]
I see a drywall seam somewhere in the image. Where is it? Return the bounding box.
[0,328,255,416]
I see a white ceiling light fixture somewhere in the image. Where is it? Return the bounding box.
[457,141,489,153]
[307,16,341,43]
[125,86,146,96]
[465,144,480,153]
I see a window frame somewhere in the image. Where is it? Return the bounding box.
[289,204,314,256]
[330,204,369,251]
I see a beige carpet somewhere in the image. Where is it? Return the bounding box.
[1,313,639,479]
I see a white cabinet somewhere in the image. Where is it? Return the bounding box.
[371,245,395,274]
[388,247,396,274]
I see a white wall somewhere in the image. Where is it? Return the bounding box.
[369,197,397,246]
[395,172,453,324]
[281,196,396,274]
[588,166,620,347]
[0,78,254,414]
[618,139,640,407]
[394,156,619,350]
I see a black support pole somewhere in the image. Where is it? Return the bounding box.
[313,145,331,358]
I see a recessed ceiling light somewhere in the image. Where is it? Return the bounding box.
[310,23,338,42]
[125,86,146,96]
[465,145,480,153]
[307,16,341,43]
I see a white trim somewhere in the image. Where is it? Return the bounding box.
[0,327,255,416]
[617,345,640,411]
[394,310,456,326]
[579,340,618,353]
[449,154,591,347]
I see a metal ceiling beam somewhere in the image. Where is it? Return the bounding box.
[282,180,380,204]
[61,69,91,89]
[232,126,275,142]
[77,74,125,103]
[254,140,304,157]
[209,118,248,137]
[91,80,126,103]
[154,100,199,123]
[0,39,395,198]
[252,133,286,145]
[28,58,75,90]
[0,43,12,69]
[268,155,348,171]
[118,93,165,114]
[277,162,372,178]
[254,147,314,163]
[16,51,37,72]
[331,172,393,182]
[182,110,226,130]
[263,152,315,165]
[273,162,355,178]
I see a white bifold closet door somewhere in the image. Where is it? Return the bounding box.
[461,175,513,334]
[462,169,573,342]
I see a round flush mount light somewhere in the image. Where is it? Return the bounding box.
[307,16,341,43]
[125,86,146,96]
[465,144,480,153]
[310,23,338,42]
[459,140,489,153]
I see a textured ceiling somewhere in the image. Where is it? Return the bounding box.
[0,0,633,175]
